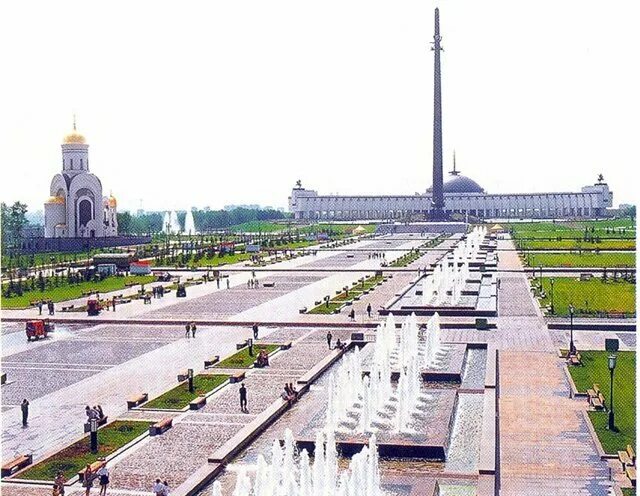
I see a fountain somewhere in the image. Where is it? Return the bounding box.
[162,210,182,234]
[220,429,383,496]
[184,209,197,235]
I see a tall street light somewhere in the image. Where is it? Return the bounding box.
[608,354,617,430]
[569,304,576,356]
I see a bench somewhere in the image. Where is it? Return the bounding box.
[587,384,600,402]
[1,454,33,477]
[78,459,105,483]
[299,307,307,314]
[204,356,220,368]
[62,304,75,312]
[569,352,582,366]
[229,371,245,383]
[177,370,189,382]
[263,282,275,288]
[280,341,292,350]
[189,396,207,410]
[619,444,636,470]
[591,392,606,410]
[1,372,6,385]
[126,393,148,409]
[627,466,637,486]
[83,415,108,432]
[236,341,249,350]
[149,417,173,436]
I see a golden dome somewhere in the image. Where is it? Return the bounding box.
[63,115,86,144]
[108,195,117,208]
[46,195,66,205]
[63,130,86,144]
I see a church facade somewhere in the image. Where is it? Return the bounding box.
[44,122,118,238]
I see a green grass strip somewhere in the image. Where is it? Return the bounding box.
[567,351,635,454]
[215,344,280,368]
[1,276,156,309]
[14,421,152,481]
[143,374,229,410]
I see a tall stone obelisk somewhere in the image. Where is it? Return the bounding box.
[431,7,445,220]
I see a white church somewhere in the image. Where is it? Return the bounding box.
[44,120,118,238]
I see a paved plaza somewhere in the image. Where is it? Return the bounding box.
[1,232,634,496]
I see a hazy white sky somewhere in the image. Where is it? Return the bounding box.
[1,0,638,213]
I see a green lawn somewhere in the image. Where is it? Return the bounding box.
[1,275,156,309]
[307,302,344,314]
[525,252,635,268]
[143,374,228,409]
[536,277,635,316]
[522,239,635,250]
[215,344,280,368]
[14,421,151,481]
[567,351,635,454]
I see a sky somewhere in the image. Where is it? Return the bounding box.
[1,0,638,214]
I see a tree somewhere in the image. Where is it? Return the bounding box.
[117,211,133,234]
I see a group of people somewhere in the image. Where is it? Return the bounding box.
[326,332,347,351]
[281,382,298,405]
[255,348,270,367]
[246,278,261,289]
[184,322,197,338]
[152,478,171,495]
[81,463,109,496]
[85,405,105,421]
[368,252,386,259]
[152,285,166,298]
[37,300,55,315]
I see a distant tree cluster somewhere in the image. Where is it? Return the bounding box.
[1,201,28,256]
[117,208,287,234]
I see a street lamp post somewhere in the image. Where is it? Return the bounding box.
[188,368,194,393]
[550,278,555,315]
[569,304,576,356]
[608,354,617,430]
[90,418,98,453]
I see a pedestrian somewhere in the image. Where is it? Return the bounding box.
[226,278,230,289]
[21,399,29,427]
[48,300,54,315]
[349,308,355,321]
[38,300,43,315]
[185,323,191,339]
[162,480,170,495]
[112,296,116,312]
[366,303,372,318]
[326,331,332,350]
[191,322,197,338]
[153,479,164,496]
[54,471,66,496]
[239,383,248,412]
[83,464,94,496]
[253,323,259,340]
[216,278,220,289]
[247,279,251,289]
[97,464,109,496]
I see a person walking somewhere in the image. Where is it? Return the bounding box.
[162,480,170,495]
[247,279,251,289]
[349,308,355,321]
[21,399,29,427]
[253,323,259,340]
[190,322,197,338]
[216,278,220,289]
[185,323,191,339]
[112,296,116,312]
[54,471,66,496]
[226,278,230,289]
[239,383,248,413]
[152,479,164,496]
[83,464,94,496]
[366,303,372,318]
[97,465,109,496]
[38,300,43,315]
[326,331,332,350]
